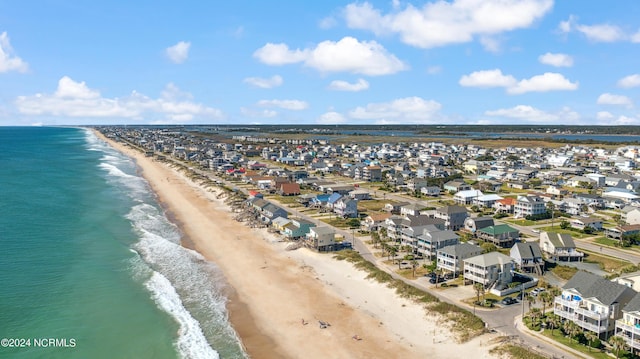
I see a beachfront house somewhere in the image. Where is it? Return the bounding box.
[305,226,336,252]
[361,212,392,232]
[556,271,636,339]
[463,252,514,289]
[539,231,584,262]
[436,243,483,277]
[615,293,640,352]
[281,218,315,239]
[416,227,459,259]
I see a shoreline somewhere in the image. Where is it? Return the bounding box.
[94,129,499,359]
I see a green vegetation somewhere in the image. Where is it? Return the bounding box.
[583,250,632,273]
[333,249,485,342]
[550,264,579,280]
[489,343,548,359]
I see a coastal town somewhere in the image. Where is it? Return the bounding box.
[99,125,640,359]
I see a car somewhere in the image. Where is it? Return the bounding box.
[500,297,516,305]
[532,229,540,234]
[530,287,545,296]
[429,276,444,284]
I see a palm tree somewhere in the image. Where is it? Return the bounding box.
[528,307,542,329]
[410,258,419,278]
[388,246,398,263]
[563,321,580,344]
[538,291,553,318]
[526,292,537,312]
[473,283,485,304]
[584,331,598,352]
[546,315,561,336]
[609,335,627,359]
[371,231,380,249]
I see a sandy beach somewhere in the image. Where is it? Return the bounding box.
[95,130,500,359]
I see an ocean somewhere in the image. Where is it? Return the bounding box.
[0,127,247,359]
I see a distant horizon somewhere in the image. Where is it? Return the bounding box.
[1,1,640,126]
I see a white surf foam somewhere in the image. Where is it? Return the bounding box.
[146,271,220,359]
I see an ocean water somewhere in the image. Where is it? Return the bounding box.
[0,127,246,359]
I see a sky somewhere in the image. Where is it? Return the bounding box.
[1,0,640,126]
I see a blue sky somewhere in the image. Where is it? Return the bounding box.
[1,0,640,126]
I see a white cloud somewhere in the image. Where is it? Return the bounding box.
[559,16,631,42]
[485,105,580,123]
[479,36,501,53]
[538,52,573,67]
[618,74,640,88]
[632,30,640,43]
[343,0,553,49]
[15,76,223,122]
[507,72,578,94]
[327,78,369,91]
[347,96,442,124]
[0,32,28,73]
[243,75,283,89]
[317,111,347,124]
[459,69,516,88]
[240,107,278,118]
[596,111,614,120]
[253,36,407,76]
[597,93,633,108]
[257,99,308,110]
[460,70,578,94]
[612,116,640,125]
[426,66,442,74]
[576,23,625,42]
[319,16,337,29]
[166,41,191,64]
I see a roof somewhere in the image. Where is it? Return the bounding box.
[564,271,637,306]
[478,224,518,236]
[368,212,392,222]
[511,242,543,259]
[464,252,514,267]
[310,226,335,235]
[436,205,468,215]
[438,243,483,257]
[544,232,576,248]
[623,292,640,313]
[497,197,517,205]
[280,183,301,194]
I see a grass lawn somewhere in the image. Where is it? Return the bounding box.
[538,329,611,359]
[505,219,539,226]
[550,265,579,280]
[583,250,632,272]
[535,226,591,239]
[357,199,387,212]
[593,236,619,247]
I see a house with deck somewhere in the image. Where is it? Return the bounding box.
[305,226,336,252]
[510,242,545,275]
[476,224,519,248]
[463,252,514,289]
[436,243,483,277]
[555,271,636,339]
[539,231,584,261]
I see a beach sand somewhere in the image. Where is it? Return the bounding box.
[95,130,499,359]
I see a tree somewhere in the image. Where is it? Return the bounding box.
[559,220,570,230]
[526,293,537,312]
[538,291,553,318]
[371,231,380,249]
[546,201,556,228]
[563,321,580,344]
[528,308,542,328]
[609,335,627,359]
[546,315,561,336]
[584,331,598,352]
[388,245,398,262]
[473,283,485,304]
[410,257,419,278]
[481,242,497,253]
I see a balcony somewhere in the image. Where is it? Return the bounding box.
[616,321,640,350]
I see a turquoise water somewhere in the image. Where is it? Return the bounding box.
[0,127,246,359]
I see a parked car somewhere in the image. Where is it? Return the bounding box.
[530,287,545,297]
[429,276,444,284]
[500,297,517,305]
